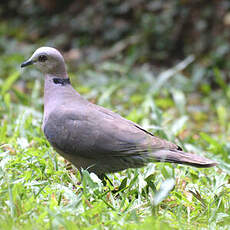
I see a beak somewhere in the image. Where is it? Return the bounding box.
[21,59,34,68]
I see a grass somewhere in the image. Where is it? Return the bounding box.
[0,48,230,229]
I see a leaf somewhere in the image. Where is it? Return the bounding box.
[217,105,227,129]
[171,89,186,114]
[118,177,127,191]
[214,67,227,90]
[189,189,206,208]
[1,71,20,95]
[200,132,222,148]
[171,116,188,136]
[153,178,175,206]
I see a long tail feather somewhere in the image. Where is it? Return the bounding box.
[150,149,217,168]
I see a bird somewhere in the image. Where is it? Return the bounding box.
[21,47,217,178]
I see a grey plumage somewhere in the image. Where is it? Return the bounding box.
[21,47,217,177]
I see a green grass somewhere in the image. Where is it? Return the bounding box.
[0,51,230,229]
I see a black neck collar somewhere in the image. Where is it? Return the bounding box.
[53,78,71,86]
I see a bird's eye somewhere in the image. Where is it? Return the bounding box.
[38,55,48,62]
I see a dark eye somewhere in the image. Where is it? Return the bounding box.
[38,55,48,62]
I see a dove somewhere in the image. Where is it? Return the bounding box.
[21,47,217,178]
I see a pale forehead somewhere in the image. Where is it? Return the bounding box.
[32,47,62,58]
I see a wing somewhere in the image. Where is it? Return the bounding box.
[43,102,180,160]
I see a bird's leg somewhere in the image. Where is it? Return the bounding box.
[98,174,114,186]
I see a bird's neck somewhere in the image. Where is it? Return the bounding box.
[44,73,71,90]
[43,74,74,127]
[44,73,75,102]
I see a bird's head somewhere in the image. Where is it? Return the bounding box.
[21,47,66,76]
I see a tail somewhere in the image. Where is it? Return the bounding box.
[150,149,217,168]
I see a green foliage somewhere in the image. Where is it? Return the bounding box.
[0,52,229,229]
[0,2,230,228]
